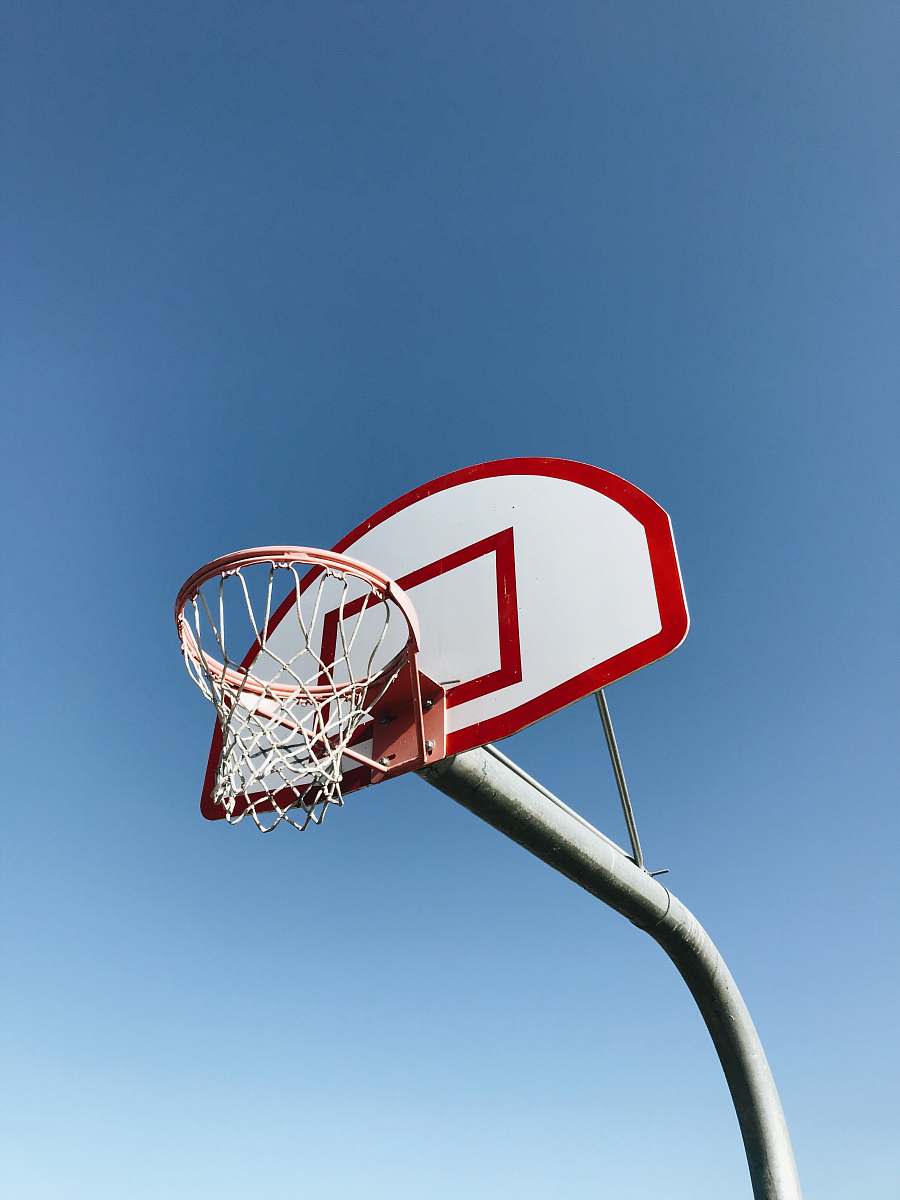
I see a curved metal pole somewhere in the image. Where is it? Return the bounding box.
[420,747,802,1200]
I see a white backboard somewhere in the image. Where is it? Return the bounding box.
[199,458,688,815]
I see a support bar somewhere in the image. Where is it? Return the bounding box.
[594,689,645,868]
[420,747,802,1200]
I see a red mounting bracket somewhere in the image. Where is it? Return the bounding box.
[369,662,446,782]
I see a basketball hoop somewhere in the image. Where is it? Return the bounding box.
[175,547,446,831]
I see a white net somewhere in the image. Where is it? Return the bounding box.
[179,555,410,831]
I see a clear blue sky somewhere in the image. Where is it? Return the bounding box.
[3,3,898,1197]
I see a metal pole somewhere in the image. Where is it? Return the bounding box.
[420,746,802,1200]
[594,689,645,868]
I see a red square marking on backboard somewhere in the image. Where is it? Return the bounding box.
[316,527,522,707]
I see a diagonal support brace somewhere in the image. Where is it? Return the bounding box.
[594,689,645,870]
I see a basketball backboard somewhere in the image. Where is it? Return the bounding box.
[195,457,688,819]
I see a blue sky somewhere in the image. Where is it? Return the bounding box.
[3,3,898,1196]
